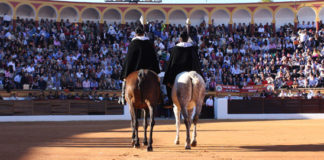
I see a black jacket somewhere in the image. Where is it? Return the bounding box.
[163,43,202,85]
[120,38,160,79]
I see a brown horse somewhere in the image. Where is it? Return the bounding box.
[125,69,161,152]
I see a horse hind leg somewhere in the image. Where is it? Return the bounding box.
[191,111,199,147]
[129,103,137,147]
[143,108,149,146]
[186,108,195,148]
[181,106,192,150]
[133,109,140,148]
[191,97,204,147]
[173,105,181,145]
[147,105,155,152]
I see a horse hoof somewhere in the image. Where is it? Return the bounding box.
[191,141,197,147]
[175,140,180,145]
[185,146,191,150]
[134,143,140,148]
[131,140,135,146]
[143,141,148,146]
[147,147,153,152]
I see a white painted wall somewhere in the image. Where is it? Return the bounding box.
[16,5,35,19]
[233,9,251,25]
[254,9,273,25]
[190,10,207,26]
[0,105,131,122]
[275,8,294,29]
[38,6,57,21]
[147,10,165,23]
[211,10,230,26]
[0,3,12,16]
[319,8,324,22]
[169,10,187,25]
[297,7,316,24]
[82,8,100,22]
[60,7,79,22]
[125,10,141,23]
[103,9,121,24]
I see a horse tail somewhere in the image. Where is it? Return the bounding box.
[188,71,202,102]
[137,69,145,103]
[189,76,194,102]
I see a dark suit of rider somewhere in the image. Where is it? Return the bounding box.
[163,42,202,86]
[163,31,202,105]
[120,37,160,80]
[119,26,160,105]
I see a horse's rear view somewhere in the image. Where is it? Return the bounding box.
[125,69,161,151]
[172,71,205,150]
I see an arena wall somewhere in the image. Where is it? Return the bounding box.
[0,104,131,122]
[215,98,324,120]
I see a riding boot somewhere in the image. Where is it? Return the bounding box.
[118,80,126,105]
[164,86,173,108]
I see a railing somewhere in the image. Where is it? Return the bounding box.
[1,88,323,98]
[0,100,124,116]
[228,98,324,114]
[0,90,121,97]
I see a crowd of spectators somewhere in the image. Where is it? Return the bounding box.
[201,21,324,91]
[1,15,324,93]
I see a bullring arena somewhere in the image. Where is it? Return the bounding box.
[2,0,324,159]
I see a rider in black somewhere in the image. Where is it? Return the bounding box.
[119,26,160,105]
[163,31,202,106]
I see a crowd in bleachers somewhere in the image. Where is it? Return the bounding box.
[1,16,324,95]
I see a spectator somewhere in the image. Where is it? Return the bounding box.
[48,91,56,100]
[67,93,74,99]
[260,90,267,98]
[59,92,67,100]
[38,77,47,90]
[307,90,315,99]
[67,79,75,91]
[25,93,34,100]
[314,91,323,99]
[287,90,294,97]
[83,78,91,91]
[38,91,47,100]
[104,93,111,101]
[205,96,214,107]
[98,94,104,101]
[278,90,287,98]
[74,93,81,100]
[3,13,11,25]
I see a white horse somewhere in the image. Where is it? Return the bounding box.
[172,71,206,150]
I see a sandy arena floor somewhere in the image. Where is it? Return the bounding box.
[1,119,324,160]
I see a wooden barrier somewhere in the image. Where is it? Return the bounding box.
[2,88,324,99]
[228,98,324,114]
[0,100,124,116]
